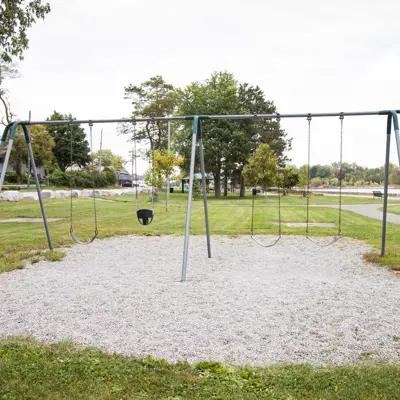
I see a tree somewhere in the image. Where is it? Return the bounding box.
[176,73,292,198]
[121,76,179,152]
[46,111,91,172]
[153,149,183,210]
[144,166,164,190]
[177,71,244,198]
[390,168,400,185]
[29,125,55,168]
[92,149,125,171]
[8,124,55,183]
[153,149,183,181]
[242,144,277,189]
[8,128,26,183]
[236,82,292,196]
[1,0,51,63]
[279,165,299,191]
[298,165,308,189]
[0,61,19,125]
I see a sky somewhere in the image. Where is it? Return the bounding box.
[4,0,400,173]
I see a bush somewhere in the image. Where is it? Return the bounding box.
[48,170,71,187]
[3,186,20,191]
[48,169,117,188]
[192,179,201,200]
[101,168,117,186]
[4,173,18,184]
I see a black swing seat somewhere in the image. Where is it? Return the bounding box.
[137,209,154,226]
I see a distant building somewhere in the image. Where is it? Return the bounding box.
[0,161,46,180]
[116,169,144,187]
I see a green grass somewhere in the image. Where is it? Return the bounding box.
[1,192,400,273]
[43,250,65,262]
[385,205,400,216]
[1,338,400,400]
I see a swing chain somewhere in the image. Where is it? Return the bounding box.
[132,121,138,210]
[68,121,98,242]
[88,122,98,236]
[150,119,156,211]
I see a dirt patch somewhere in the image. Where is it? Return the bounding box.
[0,218,63,223]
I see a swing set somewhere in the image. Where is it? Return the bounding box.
[0,110,399,282]
[250,113,344,248]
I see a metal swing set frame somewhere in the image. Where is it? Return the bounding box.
[1,110,399,281]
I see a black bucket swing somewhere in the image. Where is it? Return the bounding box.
[132,121,155,226]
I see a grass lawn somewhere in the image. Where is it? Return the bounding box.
[2,195,400,398]
[1,337,400,400]
[1,192,400,273]
[385,205,400,215]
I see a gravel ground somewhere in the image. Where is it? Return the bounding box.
[1,235,400,366]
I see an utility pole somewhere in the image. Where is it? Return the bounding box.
[27,110,31,189]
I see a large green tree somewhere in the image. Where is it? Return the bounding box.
[237,83,292,196]
[0,0,51,63]
[9,124,54,183]
[242,144,277,189]
[177,71,246,198]
[92,149,125,171]
[176,72,292,198]
[122,75,179,152]
[46,111,91,172]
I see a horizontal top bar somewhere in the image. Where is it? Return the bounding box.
[14,110,400,126]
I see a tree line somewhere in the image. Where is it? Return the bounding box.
[1,111,125,185]
[2,6,399,192]
[299,162,400,187]
[122,73,291,197]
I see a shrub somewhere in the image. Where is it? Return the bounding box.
[192,179,201,200]
[101,168,117,186]
[3,186,20,191]
[4,173,18,184]
[48,169,117,188]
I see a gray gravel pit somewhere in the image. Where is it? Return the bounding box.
[1,235,400,366]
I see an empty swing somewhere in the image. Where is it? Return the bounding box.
[305,114,343,246]
[250,183,282,247]
[132,121,154,226]
[249,117,282,247]
[69,121,98,245]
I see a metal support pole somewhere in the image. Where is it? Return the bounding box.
[26,128,53,250]
[181,117,199,281]
[381,114,392,257]
[198,121,211,258]
[392,111,400,165]
[166,121,171,211]
[0,139,13,191]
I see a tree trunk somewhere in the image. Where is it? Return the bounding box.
[240,172,245,198]
[214,169,221,198]
[223,173,228,196]
[15,160,22,184]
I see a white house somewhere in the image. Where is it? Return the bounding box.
[0,161,46,180]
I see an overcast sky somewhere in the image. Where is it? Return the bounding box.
[5,0,400,173]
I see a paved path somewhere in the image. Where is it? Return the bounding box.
[327,203,400,225]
